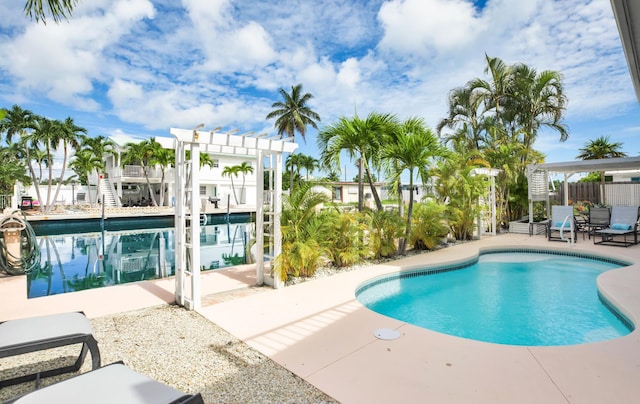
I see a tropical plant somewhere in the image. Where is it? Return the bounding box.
[321,210,369,267]
[433,150,490,240]
[1,105,39,195]
[0,146,31,194]
[576,136,627,205]
[318,112,397,211]
[274,182,329,281]
[438,55,569,222]
[381,117,446,254]
[266,83,321,143]
[409,201,449,250]
[367,209,403,259]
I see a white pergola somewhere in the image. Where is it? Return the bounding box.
[170,127,298,310]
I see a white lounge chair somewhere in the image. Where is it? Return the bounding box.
[594,206,640,247]
[0,312,101,388]
[5,362,204,404]
[547,205,577,242]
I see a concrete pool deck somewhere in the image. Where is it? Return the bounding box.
[2,233,640,403]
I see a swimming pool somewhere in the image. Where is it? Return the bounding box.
[26,220,253,298]
[356,250,633,346]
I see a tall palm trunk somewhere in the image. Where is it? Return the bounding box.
[357,158,364,211]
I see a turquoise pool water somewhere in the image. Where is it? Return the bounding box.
[356,251,633,346]
[27,220,252,298]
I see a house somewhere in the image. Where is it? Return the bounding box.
[86,135,258,209]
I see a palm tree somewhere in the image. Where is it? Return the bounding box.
[48,117,84,209]
[381,118,446,254]
[79,134,117,206]
[69,149,101,205]
[318,112,397,211]
[24,0,78,24]
[222,165,241,205]
[31,149,49,183]
[235,162,254,204]
[121,138,161,206]
[153,148,174,207]
[299,154,318,181]
[1,105,38,194]
[577,136,627,205]
[437,85,486,150]
[266,84,321,143]
[511,63,568,160]
[285,153,305,190]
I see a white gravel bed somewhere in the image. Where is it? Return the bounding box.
[0,305,337,403]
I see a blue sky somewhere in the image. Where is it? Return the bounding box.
[1,0,639,181]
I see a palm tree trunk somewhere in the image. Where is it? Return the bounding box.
[399,172,414,255]
[363,164,383,211]
[357,158,364,211]
[51,147,69,208]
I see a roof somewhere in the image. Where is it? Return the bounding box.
[527,156,640,175]
[611,0,640,101]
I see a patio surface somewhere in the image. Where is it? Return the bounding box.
[2,233,640,403]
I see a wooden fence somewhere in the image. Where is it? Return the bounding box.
[550,182,640,206]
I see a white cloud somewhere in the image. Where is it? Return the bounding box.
[378,0,480,55]
[0,0,638,164]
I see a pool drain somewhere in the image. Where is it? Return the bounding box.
[374,328,401,340]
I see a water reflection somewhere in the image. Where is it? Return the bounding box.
[27,222,252,298]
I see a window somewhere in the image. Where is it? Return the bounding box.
[199,186,206,196]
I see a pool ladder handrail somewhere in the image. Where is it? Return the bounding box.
[558,215,575,246]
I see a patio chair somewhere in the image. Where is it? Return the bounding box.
[594,206,640,247]
[547,205,577,242]
[5,362,204,404]
[582,206,611,240]
[0,312,101,388]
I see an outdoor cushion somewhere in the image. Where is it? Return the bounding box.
[611,223,632,230]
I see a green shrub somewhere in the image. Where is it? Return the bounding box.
[367,209,404,259]
[321,210,369,267]
[409,201,448,250]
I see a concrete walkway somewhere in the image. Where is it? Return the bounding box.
[198,234,640,404]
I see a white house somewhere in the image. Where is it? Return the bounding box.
[25,135,256,210]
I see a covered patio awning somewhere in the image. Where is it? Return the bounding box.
[528,156,640,177]
[527,156,640,221]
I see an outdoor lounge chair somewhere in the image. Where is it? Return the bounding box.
[582,206,611,240]
[547,205,577,242]
[0,312,101,388]
[5,362,204,404]
[594,206,640,247]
